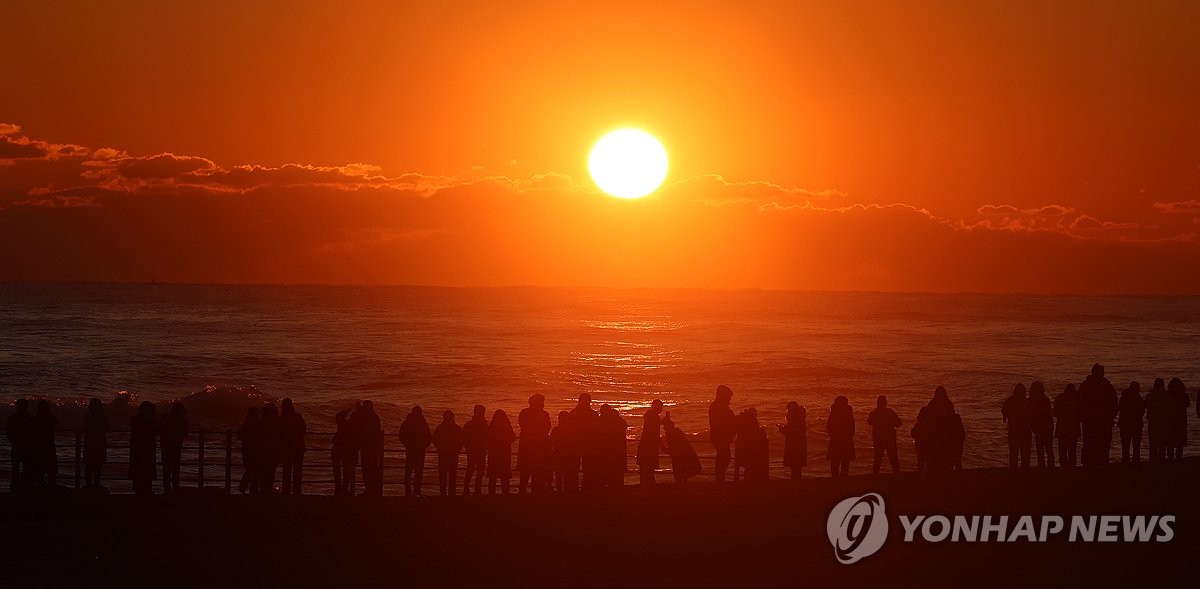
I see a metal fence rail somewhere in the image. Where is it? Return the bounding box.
[2,430,707,495]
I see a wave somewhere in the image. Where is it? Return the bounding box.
[1,385,276,430]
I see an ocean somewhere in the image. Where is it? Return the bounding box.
[1,283,1198,484]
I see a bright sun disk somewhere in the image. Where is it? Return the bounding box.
[588,129,668,199]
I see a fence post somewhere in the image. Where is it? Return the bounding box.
[198,429,206,490]
[225,431,233,494]
[74,430,81,489]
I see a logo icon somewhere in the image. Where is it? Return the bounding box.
[827,493,889,564]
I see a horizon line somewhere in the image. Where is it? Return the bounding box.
[2,279,1198,299]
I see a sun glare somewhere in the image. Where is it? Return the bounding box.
[588,129,668,199]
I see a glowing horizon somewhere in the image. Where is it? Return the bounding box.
[2,2,1199,294]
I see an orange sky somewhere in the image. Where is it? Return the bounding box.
[2,2,1199,293]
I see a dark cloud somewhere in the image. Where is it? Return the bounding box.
[106,153,218,180]
[0,137,48,159]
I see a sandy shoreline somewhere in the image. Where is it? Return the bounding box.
[3,460,1199,587]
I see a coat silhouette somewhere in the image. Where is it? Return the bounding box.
[550,410,572,492]
[331,407,358,496]
[432,410,464,496]
[1145,378,1170,462]
[867,395,900,474]
[128,402,157,497]
[733,408,757,481]
[159,402,188,494]
[636,400,664,485]
[353,401,384,496]
[1078,364,1118,466]
[398,406,432,497]
[258,403,281,494]
[662,413,700,482]
[778,401,807,479]
[486,410,516,494]
[826,397,855,477]
[461,405,489,495]
[517,394,552,493]
[708,385,737,482]
[565,394,598,492]
[279,398,307,495]
[595,404,628,489]
[83,398,109,488]
[1117,382,1145,463]
[740,410,769,482]
[1054,384,1081,467]
[913,387,962,471]
[1028,381,1055,467]
[1002,384,1032,468]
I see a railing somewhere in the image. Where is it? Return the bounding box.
[2,430,713,495]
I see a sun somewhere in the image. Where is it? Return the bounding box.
[588,129,668,199]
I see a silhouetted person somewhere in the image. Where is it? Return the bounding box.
[461,405,488,495]
[82,399,109,488]
[1080,364,1113,465]
[595,404,628,488]
[1117,381,1145,463]
[433,410,463,496]
[32,400,57,493]
[237,408,262,494]
[826,397,855,477]
[1167,378,1189,460]
[550,410,572,491]
[331,407,357,496]
[128,401,157,497]
[709,385,737,483]
[636,400,664,486]
[868,395,901,474]
[733,408,759,481]
[1078,364,1118,466]
[913,386,959,471]
[1002,383,1032,468]
[1145,378,1169,462]
[777,401,807,480]
[1054,383,1081,467]
[5,399,33,493]
[581,406,611,492]
[353,400,384,496]
[517,394,552,493]
[565,393,598,492]
[258,402,281,494]
[486,409,515,494]
[1028,381,1055,468]
[159,402,188,495]
[662,413,701,482]
[747,410,770,481]
[280,398,307,495]
[399,405,432,497]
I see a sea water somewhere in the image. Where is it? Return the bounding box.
[1,283,1198,483]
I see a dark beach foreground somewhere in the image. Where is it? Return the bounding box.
[3,461,1199,588]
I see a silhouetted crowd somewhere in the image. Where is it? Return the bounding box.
[1002,364,1191,469]
[332,394,638,496]
[3,363,1195,496]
